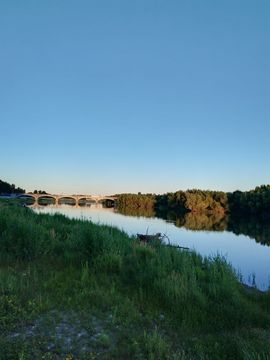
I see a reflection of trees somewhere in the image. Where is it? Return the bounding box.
[227,215,270,246]
[158,211,228,232]
[165,212,270,246]
[117,207,156,218]
[117,206,270,246]
[181,212,228,231]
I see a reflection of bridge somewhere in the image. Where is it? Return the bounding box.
[18,193,117,206]
[28,202,116,210]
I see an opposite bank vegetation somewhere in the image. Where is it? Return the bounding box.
[1,200,270,359]
[116,185,270,217]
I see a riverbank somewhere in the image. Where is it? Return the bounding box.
[1,200,270,359]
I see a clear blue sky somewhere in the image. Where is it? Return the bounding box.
[1,0,269,194]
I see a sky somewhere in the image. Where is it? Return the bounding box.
[0,0,269,195]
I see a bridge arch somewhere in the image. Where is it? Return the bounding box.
[17,194,36,204]
[97,197,116,207]
[37,195,57,205]
[78,197,97,206]
[58,196,77,205]
[18,194,36,200]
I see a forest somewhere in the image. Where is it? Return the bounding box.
[0,179,25,194]
[116,185,270,217]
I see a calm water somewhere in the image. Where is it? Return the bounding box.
[33,204,270,290]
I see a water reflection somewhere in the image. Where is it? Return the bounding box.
[163,211,228,232]
[227,215,270,246]
[29,202,107,210]
[117,208,270,246]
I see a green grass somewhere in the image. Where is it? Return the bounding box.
[1,200,270,359]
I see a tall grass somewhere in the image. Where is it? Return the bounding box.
[1,203,269,330]
[1,201,270,358]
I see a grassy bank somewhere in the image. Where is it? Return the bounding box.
[1,201,270,359]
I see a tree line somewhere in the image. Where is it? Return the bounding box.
[156,190,228,213]
[116,185,270,216]
[116,193,156,211]
[0,179,49,195]
[0,179,25,194]
[228,185,270,215]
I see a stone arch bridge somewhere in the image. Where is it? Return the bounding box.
[18,193,117,206]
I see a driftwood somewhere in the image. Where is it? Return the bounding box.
[166,244,190,251]
[137,233,189,251]
[137,233,162,242]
